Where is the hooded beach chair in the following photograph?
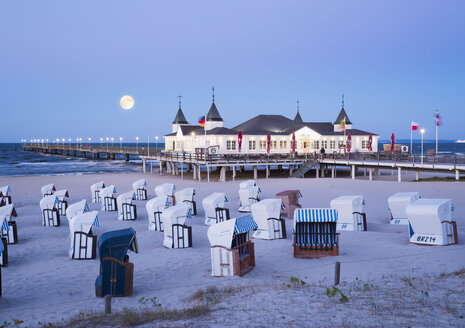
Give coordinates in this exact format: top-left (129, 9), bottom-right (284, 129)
top-left (207, 215), bottom-right (258, 277)
top-left (54, 189), bottom-right (69, 216)
top-left (276, 190), bottom-right (302, 219)
top-left (406, 199), bottom-right (458, 246)
top-left (175, 187), bottom-right (197, 216)
top-left (0, 205), bottom-right (18, 244)
top-left (41, 184), bottom-right (56, 197)
top-left (161, 204), bottom-right (192, 249)
top-left (40, 195), bottom-right (60, 226)
top-left (238, 182), bottom-right (261, 213)
top-left (251, 199), bottom-right (286, 240)
top-left (330, 195), bottom-right (367, 231)
top-left (117, 191), bottom-right (137, 220)
top-left (100, 185), bottom-right (117, 211)
top-left (132, 179), bottom-right (147, 201)
top-left (69, 211), bottom-right (99, 259)
top-left (293, 208), bottom-right (339, 258)
top-left (146, 196), bottom-right (169, 231)
top-left (0, 237), bottom-right (7, 267)
top-left (202, 192), bottom-right (229, 225)
top-left (154, 183), bottom-right (176, 206)
top-left (65, 200), bottom-right (90, 222)
top-left (388, 192), bottom-right (420, 225)
top-left (95, 228), bottom-right (138, 297)
top-left (0, 186), bottom-right (12, 206)
top-left (91, 182), bottom-right (105, 203)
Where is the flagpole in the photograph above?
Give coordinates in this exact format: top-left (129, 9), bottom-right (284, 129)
top-left (410, 123), bottom-right (413, 155)
top-left (436, 112), bottom-right (438, 154)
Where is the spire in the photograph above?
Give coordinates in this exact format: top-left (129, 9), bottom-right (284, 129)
top-left (294, 100), bottom-right (303, 123)
top-left (172, 96), bottom-right (188, 125)
top-left (178, 94), bottom-right (182, 109)
top-left (206, 87), bottom-right (223, 122)
top-left (212, 86), bottom-right (215, 103)
top-left (334, 94), bottom-right (352, 125)
top-left (342, 93), bottom-right (345, 109)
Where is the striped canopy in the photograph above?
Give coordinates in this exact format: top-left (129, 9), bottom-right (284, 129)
top-left (295, 208), bottom-right (338, 223)
top-left (234, 215), bottom-right (258, 234)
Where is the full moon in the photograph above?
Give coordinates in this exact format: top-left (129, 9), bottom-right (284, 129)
top-left (120, 95), bottom-right (135, 110)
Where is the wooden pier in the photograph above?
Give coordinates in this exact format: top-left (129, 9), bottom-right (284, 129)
top-left (22, 144), bottom-right (465, 182)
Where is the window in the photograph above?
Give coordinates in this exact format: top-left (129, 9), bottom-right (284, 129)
top-left (338, 140), bottom-right (344, 148)
top-left (249, 140), bottom-right (256, 151)
top-left (226, 140), bottom-right (236, 151)
top-left (313, 141), bottom-right (319, 149)
top-left (322, 141), bottom-right (328, 149)
top-left (270, 140), bottom-right (277, 150)
top-left (330, 141), bottom-right (336, 149)
top-left (279, 140), bottom-right (287, 149)
top-left (362, 141), bottom-right (369, 150)
top-left (259, 140), bottom-right (267, 150)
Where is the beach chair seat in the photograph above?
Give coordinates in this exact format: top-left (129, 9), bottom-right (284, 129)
top-left (330, 195), bottom-right (367, 231)
top-left (215, 207), bottom-right (230, 223)
top-left (90, 182), bottom-right (105, 203)
top-left (1, 219), bottom-right (18, 245)
top-left (117, 192), bottom-right (137, 220)
top-left (238, 186), bottom-right (260, 212)
top-left (69, 211), bottom-right (99, 260)
top-left (388, 192), bottom-right (420, 225)
top-left (0, 238), bottom-right (7, 267)
top-left (251, 199), bottom-right (286, 240)
top-left (146, 196), bottom-right (169, 231)
top-left (406, 199), bottom-right (458, 246)
top-left (100, 186), bottom-right (117, 212)
top-left (40, 195), bottom-right (61, 227)
top-left (132, 179), bottom-right (147, 201)
top-left (55, 190), bottom-right (69, 216)
top-left (175, 188), bottom-right (197, 216)
top-left (162, 204), bottom-right (192, 249)
top-left (202, 192), bottom-right (229, 225)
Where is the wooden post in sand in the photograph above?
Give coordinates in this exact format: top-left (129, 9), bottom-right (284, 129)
top-left (105, 295), bottom-right (112, 314)
top-left (334, 262), bottom-right (341, 286)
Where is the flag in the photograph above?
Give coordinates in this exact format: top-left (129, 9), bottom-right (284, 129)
top-left (341, 117), bottom-right (346, 131)
top-left (411, 121), bottom-right (419, 131)
top-left (435, 110), bottom-right (441, 126)
top-left (198, 116), bottom-right (205, 127)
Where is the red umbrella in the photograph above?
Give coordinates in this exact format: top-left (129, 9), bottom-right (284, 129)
top-left (391, 133), bottom-right (395, 152)
top-left (368, 133), bottom-right (373, 152)
top-left (291, 132), bottom-right (296, 153)
top-left (238, 130), bottom-right (243, 152)
top-left (347, 133), bottom-right (351, 153)
top-left (266, 132), bottom-right (271, 153)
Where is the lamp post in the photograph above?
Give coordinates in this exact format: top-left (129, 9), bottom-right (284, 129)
top-left (420, 128), bottom-right (425, 166)
top-left (147, 135), bottom-right (150, 156)
top-left (111, 137), bottom-right (114, 147)
top-left (155, 136), bottom-right (159, 154)
top-left (119, 137), bottom-right (123, 151)
top-left (106, 137), bottom-right (109, 152)
top-left (136, 137), bottom-right (139, 152)
top-left (100, 137), bottom-right (103, 147)
top-left (62, 138), bottom-right (65, 149)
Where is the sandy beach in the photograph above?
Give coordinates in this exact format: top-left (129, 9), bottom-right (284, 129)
top-left (0, 172), bottom-right (464, 327)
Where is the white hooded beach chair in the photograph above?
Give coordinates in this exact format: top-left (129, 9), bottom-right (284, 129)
top-left (91, 182), bottom-right (105, 203)
top-left (40, 195), bottom-right (60, 226)
top-left (388, 192), bottom-right (420, 225)
top-left (69, 211), bottom-right (99, 259)
top-left (406, 199), bottom-right (458, 246)
top-left (330, 195), bottom-right (367, 231)
top-left (117, 191), bottom-right (137, 220)
top-left (202, 192), bottom-right (229, 225)
top-left (207, 215), bottom-right (258, 277)
top-left (146, 196), bottom-right (169, 231)
top-left (161, 204), bottom-right (192, 249)
top-left (100, 185), bottom-right (117, 211)
top-left (54, 189), bottom-right (69, 216)
top-left (0, 186), bottom-right (11, 206)
top-left (293, 208), bottom-right (339, 258)
top-left (132, 179), bottom-right (147, 200)
top-left (154, 183), bottom-right (176, 206)
top-left (238, 184), bottom-right (261, 213)
top-left (65, 200), bottom-right (90, 222)
top-left (175, 187), bottom-right (197, 216)
top-left (41, 184), bottom-right (56, 198)
top-left (251, 199), bottom-right (286, 240)
top-left (0, 205), bottom-right (18, 244)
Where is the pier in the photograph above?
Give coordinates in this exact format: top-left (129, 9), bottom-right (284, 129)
top-left (22, 144), bottom-right (465, 182)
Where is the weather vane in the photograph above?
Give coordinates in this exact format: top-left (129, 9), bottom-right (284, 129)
top-left (342, 93), bottom-right (345, 108)
top-left (212, 86), bottom-right (215, 103)
top-left (178, 95), bottom-right (182, 108)
top-left (297, 100), bottom-right (300, 113)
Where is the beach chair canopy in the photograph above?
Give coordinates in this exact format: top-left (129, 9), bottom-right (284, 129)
top-left (100, 185), bottom-right (117, 199)
top-left (175, 187), bottom-right (195, 203)
top-left (40, 195), bottom-right (60, 210)
top-left (294, 208), bottom-right (338, 227)
top-left (70, 211), bottom-right (99, 236)
top-left (202, 192), bottom-right (228, 217)
top-left (239, 180), bottom-right (256, 189)
top-left (54, 189), bottom-right (69, 201)
top-left (90, 182), bottom-right (105, 193)
top-left (251, 199), bottom-right (282, 230)
top-left (66, 200), bottom-right (90, 220)
top-left (41, 184), bottom-right (56, 196)
top-left (330, 195), bottom-right (364, 219)
top-left (207, 215), bottom-right (258, 248)
top-left (388, 192), bottom-right (420, 219)
top-left (406, 198), bottom-right (453, 234)
top-left (0, 204), bottom-right (17, 220)
top-left (132, 179), bottom-right (147, 192)
top-left (117, 191), bottom-right (136, 209)
top-left (98, 228), bottom-right (138, 264)
top-left (0, 185), bottom-right (11, 197)
top-left (161, 204), bottom-right (190, 227)
top-left (154, 183), bottom-right (176, 197)
top-left (146, 196), bottom-right (169, 214)
top-left (239, 186), bottom-right (260, 201)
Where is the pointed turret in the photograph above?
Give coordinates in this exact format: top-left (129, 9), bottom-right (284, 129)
top-left (205, 87), bottom-right (224, 131)
top-left (333, 94), bottom-right (353, 132)
top-left (172, 96), bottom-right (189, 133)
top-left (294, 100), bottom-right (303, 123)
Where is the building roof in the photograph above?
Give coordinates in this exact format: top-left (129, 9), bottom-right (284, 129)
top-left (294, 111), bottom-right (303, 123)
top-left (233, 115), bottom-right (299, 133)
top-left (334, 108), bottom-right (352, 125)
top-left (172, 108), bottom-right (188, 125)
top-left (164, 125), bottom-right (237, 137)
top-left (206, 102), bottom-right (223, 122)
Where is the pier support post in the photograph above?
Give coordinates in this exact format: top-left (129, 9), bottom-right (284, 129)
top-left (142, 159), bottom-right (146, 174)
top-left (159, 161), bottom-right (163, 175)
top-left (397, 167), bottom-right (402, 182)
top-left (456, 170), bottom-right (460, 181)
top-left (181, 162), bottom-right (183, 179)
top-left (266, 165), bottom-right (269, 179)
top-left (173, 162), bottom-right (178, 176)
top-left (198, 165), bottom-right (202, 181)
top-left (415, 171), bottom-right (419, 181)
top-left (316, 167), bottom-right (319, 179)
top-left (193, 164), bottom-right (197, 180)
top-left (289, 165), bottom-right (293, 176)
top-left (219, 166), bottom-right (226, 182)
top-left (331, 166), bottom-right (335, 179)
top-left (232, 166), bottom-right (236, 181)
top-left (369, 168), bottom-right (373, 181)
top-left (351, 165), bottom-right (355, 180)
top-left (321, 165), bottom-right (325, 178)
top-left (207, 166), bottom-right (210, 182)
top-left (253, 166), bottom-right (258, 180)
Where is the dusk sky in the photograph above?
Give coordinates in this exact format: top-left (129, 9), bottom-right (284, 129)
top-left (1, 1), bottom-right (464, 143)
